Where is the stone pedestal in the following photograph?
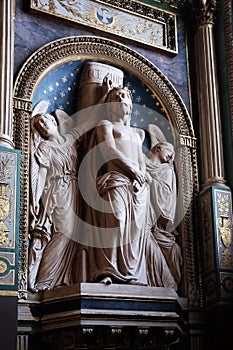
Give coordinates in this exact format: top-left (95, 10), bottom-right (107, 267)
top-left (18, 283), bottom-right (185, 349)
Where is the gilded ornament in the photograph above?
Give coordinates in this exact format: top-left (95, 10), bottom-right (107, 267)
top-left (0, 158), bottom-right (13, 248)
top-left (0, 260), bottom-right (7, 274)
top-left (220, 218), bottom-right (232, 249)
top-left (214, 190), bottom-right (233, 271)
top-left (217, 193), bottom-right (230, 217)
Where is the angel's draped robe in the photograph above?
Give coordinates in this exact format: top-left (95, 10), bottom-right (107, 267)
top-left (29, 129), bottom-right (83, 290)
top-left (145, 159), bottom-right (182, 289)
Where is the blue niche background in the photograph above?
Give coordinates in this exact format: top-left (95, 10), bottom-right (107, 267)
top-left (32, 60), bottom-right (174, 144)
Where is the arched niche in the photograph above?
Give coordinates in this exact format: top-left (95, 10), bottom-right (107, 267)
top-left (13, 36), bottom-right (201, 306)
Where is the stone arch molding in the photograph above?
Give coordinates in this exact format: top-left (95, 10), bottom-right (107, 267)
top-left (13, 36), bottom-right (201, 306)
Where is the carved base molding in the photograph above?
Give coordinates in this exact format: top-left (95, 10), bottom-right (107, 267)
top-left (18, 283), bottom-right (187, 349)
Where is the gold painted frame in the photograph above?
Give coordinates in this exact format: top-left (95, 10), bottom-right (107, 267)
top-left (30, 0), bottom-right (178, 53)
top-left (13, 36), bottom-right (201, 305)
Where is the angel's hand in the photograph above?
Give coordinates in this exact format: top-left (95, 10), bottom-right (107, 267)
top-left (102, 74), bottom-right (113, 96)
top-left (132, 180), bottom-right (141, 192)
top-left (131, 168), bottom-right (146, 187)
top-left (30, 204), bottom-right (36, 224)
top-left (30, 204), bottom-right (35, 218)
top-left (146, 172), bottom-right (153, 184)
top-left (30, 203), bottom-right (39, 216)
top-left (30, 204), bottom-right (39, 230)
top-left (34, 203), bottom-right (39, 216)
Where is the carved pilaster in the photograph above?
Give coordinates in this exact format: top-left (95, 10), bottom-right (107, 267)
top-left (196, 26), bottom-right (226, 188)
top-left (0, 0), bottom-right (15, 148)
top-left (17, 335), bottom-right (28, 350)
top-left (188, 0), bottom-right (226, 189)
top-left (180, 3), bottom-right (233, 347)
top-left (187, 0), bottom-right (233, 301)
top-left (0, 4), bottom-right (18, 350)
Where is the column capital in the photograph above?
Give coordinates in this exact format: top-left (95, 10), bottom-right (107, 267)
top-left (0, 134), bottom-right (14, 149)
top-left (182, 0), bottom-right (226, 188)
top-left (179, 0), bottom-right (217, 26)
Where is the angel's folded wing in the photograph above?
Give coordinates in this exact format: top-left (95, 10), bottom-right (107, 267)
top-left (148, 124), bottom-right (167, 149)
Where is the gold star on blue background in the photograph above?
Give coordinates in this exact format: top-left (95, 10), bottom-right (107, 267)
top-left (33, 60), bottom-right (173, 145)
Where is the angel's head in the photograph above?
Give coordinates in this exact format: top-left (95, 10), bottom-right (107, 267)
top-left (150, 142), bottom-right (175, 164)
top-left (33, 113), bottom-right (58, 139)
